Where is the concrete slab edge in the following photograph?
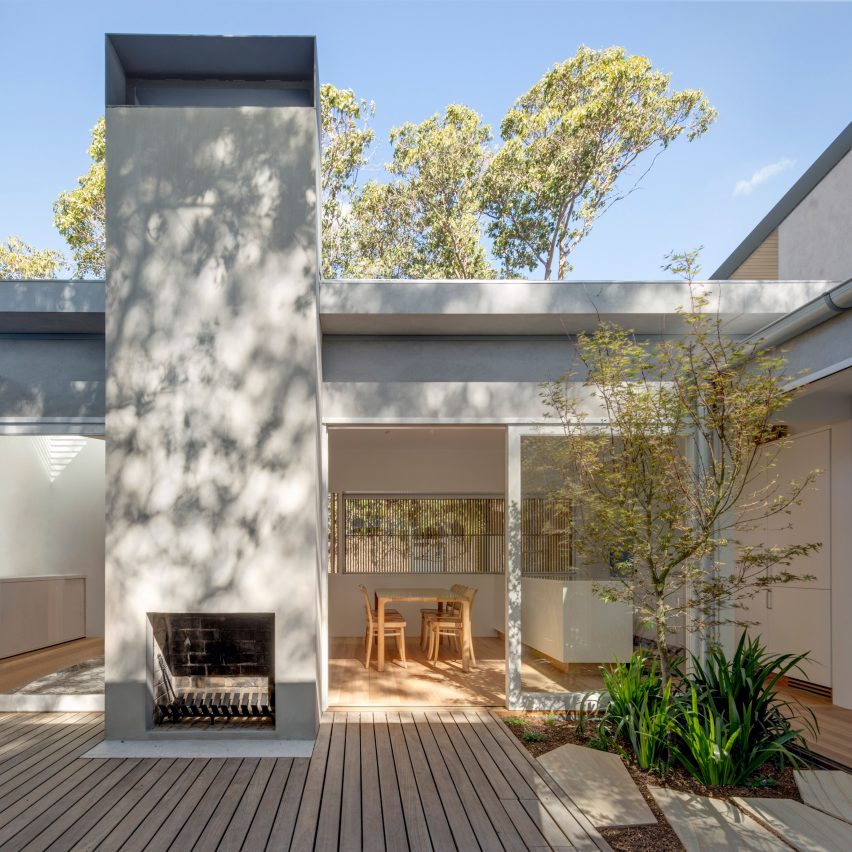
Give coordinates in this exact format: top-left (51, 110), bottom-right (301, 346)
top-left (0, 693), bottom-right (104, 712)
top-left (83, 738), bottom-right (316, 759)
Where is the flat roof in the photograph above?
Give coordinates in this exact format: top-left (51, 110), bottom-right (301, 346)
top-left (0, 280), bottom-right (105, 333)
top-left (711, 121), bottom-right (852, 279)
top-left (319, 279), bottom-right (837, 336)
top-left (1, 278), bottom-right (837, 338)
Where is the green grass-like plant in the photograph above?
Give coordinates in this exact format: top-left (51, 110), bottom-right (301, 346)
top-left (670, 687), bottom-right (744, 786)
top-left (505, 716), bottom-right (526, 728)
top-left (599, 654), bottom-right (674, 772)
top-left (523, 730), bottom-right (548, 742)
top-left (681, 632), bottom-right (816, 766)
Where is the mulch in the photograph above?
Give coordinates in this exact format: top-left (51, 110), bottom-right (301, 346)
top-left (498, 710), bottom-right (804, 852)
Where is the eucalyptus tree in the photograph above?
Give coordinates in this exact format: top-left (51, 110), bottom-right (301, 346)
top-left (348, 104), bottom-right (495, 279)
top-left (320, 83), bottom-right (375, 278)
top-left (0, 236), bottom-right (65, 279)
top-left (53, 117), bottom-right (105, 278)
top-left (483, 47), bottom-right (716, 280)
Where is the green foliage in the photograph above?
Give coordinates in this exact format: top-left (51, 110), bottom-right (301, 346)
top-left (483, 47), bottom-right (715, 279)
top-left (601, 641), bottom-right (813, 787)
top-left (670, 675), bottom-right (803, 787)
top-left (599, 655), bottom-right (674, 772)
top-left (0, 236), bottom-right (65, 280)
top-left (53, 118), bottom-right (105, 278)
top-left (26, 46), bottom-right (715, 282)
top-left (348, 104), bottom-right (494, 279)
top-left (505, 716), bottom-right (526, 727)
top-left (320, 84), bottom-right (375, 278)
top-left (745, 776), bottom-right (779, 789)
top-left (522, 730), bottom-right (548, 742)
top-left (681, 632), bottom-right (814, 765)
top-left (542, 253), bottom-right (822, 680)
top-left (544, 712), bottom-right (560, 727)
top-left (670, 687), bottom-right (745, 786)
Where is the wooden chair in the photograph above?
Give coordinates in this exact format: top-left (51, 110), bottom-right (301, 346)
top-left (420, 583), bottom-right (465, 649)
top-left (426, 585), bottom-right (478, 666)
top-left (359, 585), bottom-right (407, 670)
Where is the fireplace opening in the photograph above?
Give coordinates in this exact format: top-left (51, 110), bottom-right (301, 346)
top-left (149, 613), bottom-right (274, 728)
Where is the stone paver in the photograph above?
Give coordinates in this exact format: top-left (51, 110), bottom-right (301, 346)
top-left (794, 769), bottom-right (852, 824)
top-left (650, 787), bottom-right (790, 851)
top-left (538, 742), bottom-right (656, 827)
top-left (734, 797), bottom-right (852, 851)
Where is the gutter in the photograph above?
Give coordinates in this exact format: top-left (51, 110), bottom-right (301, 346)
top-left (745, 277), bottom-right (852, 350)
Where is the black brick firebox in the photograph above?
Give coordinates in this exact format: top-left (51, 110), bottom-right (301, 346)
top-left (149, 613), bottom-right (274, 726)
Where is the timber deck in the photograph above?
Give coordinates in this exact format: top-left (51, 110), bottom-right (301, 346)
top-left (0, 709), bottom-right (611, 851)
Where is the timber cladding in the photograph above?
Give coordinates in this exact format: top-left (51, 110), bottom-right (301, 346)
top-left (730, 229), bottom-right (780, 280)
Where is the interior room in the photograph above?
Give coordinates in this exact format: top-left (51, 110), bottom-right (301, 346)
top-left (0, 435), bottom-right (105, 706)
top-left (326, 426), bottom-right (623, 707)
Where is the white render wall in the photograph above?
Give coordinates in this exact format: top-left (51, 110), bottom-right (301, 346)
top-left (0, 436), bottom-right (104, 636)
top-left (105, 104), bottom-right (322, 740)
top-left (779, 149), bottom-right (852, 281)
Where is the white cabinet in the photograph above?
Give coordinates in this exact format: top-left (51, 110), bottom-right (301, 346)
top-left (521, 578), bottom-right (632, 664)
top-left (740, 429), bottom-right (832, 686)
top-left (0, 576), bottom-right (86, 659)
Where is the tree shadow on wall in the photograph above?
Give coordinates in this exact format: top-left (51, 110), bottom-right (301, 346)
top-left (105, 107), bottom-right (321, 686)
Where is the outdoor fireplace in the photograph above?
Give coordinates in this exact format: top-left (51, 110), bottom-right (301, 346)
top-left (149, 613), bottom-right (274, 727)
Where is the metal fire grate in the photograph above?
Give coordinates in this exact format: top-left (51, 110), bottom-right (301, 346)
top-left (156, 655), bottom-right (273, 723)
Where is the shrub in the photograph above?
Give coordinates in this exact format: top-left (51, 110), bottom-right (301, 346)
top-left (681, 633), bottom-right (815, 768)
top-left (671, 684), bottom-right (804, 786)
top-left (595, 637), bottom-right (812, 784)
top-left (523, 730), bottom-right (548, 742)
top-left (670, 687), bottom-right (746, 786)
top-left (599, 655), bottom-right (675, 772)
top-left (504, 716), bottom-right (525, 728)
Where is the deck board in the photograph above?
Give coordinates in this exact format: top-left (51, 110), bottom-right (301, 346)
top-left (398, 711), bottom-right (456, 852)
top-left (339, 712), bottom-right (363, 852)
top-left (239, 757), bottom-right (293, 850)
top-left (99, 758), bottom-right (209, 852)
top-left (0, 711), bottom-right (611, 850)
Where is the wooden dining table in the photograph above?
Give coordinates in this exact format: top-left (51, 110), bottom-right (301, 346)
top-left (374, 587), bottom-right (474, 672)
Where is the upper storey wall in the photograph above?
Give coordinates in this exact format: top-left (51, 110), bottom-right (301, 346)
top-left (779, 149), bottom-right (852, 281)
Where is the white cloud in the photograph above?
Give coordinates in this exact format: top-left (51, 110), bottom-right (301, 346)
top-left (733, 157), bottom-right (795, 197)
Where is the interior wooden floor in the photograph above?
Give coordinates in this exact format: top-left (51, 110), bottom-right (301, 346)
top-left (779, 685), bottom-right (852, 766)
top-left (329, 635), bottom-right (604, 708)
top-left (0, 638), bottom-right (104, 694)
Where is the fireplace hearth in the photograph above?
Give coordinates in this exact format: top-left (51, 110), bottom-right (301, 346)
top-left (149, 613), bottom-right (274, 727)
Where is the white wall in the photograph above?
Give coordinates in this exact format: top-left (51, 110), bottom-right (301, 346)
top-left (740, 427), bottom-right (836, 691)
top-left (828, 419), bottom-right (852, 708)
top-left (779, 149), bottom-right (852, 281)
top-left (521, 578), bottom-right (632, 664)
top-left (0, 436), bottom-right (104, 636)
top-left (329, 427), bottom-right (505, 494)
top-left (329, 572), bottom-right (504, 638)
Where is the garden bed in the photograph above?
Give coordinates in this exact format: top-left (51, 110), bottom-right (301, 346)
top-left (500, 710), bottom-right (803, 852)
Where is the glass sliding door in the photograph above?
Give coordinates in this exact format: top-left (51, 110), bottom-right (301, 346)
top-left (506, 426), bottom-right (633, 710)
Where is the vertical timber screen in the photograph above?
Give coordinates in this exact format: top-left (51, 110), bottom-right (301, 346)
top-left (328, 495), bottom-right (504, 574)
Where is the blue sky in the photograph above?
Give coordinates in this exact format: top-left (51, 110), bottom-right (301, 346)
top-left (0, 0), bottom-right (850, 279)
